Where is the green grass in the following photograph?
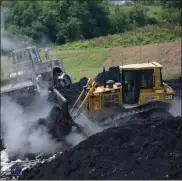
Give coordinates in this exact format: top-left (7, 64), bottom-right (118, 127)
top-left (146, 5), bottom-right (163, 16)
top-left (56, 25), bottom-right (181, 51)
top-left (53, 49), bottom-right (110, 82)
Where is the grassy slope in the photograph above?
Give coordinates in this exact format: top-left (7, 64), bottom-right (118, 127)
top-left (45, 24), bottom-right (181, 82)
top-left (52, 49), bottom-right (110, 82)
top-left (43, 40), bottom-right (181, 82)
top-left (1, 40), bottom-right (181, 83)
top-left (55, 25), bottom-right (180, 51)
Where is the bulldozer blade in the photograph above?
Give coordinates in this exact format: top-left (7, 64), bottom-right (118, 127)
top-left (53, 89), bottom-right (68, 112)
top-left (53, 88), bottom-right (73, 123)
top-left (53, 89), bottom-right (89, 138)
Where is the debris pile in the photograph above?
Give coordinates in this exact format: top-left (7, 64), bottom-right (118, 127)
top-left (1, 75), bottom-right (181, 180)
top-left (19, 115), bottom-right (182, 180)
top-left (0, 150), bottom-right (62, 180)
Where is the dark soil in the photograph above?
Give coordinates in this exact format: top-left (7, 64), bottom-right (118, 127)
top-left (18, 76), bottom-right (182, 180)
top-left (2, 72), bottom-right (181, 179)
top-left (165, 78), bottom-right (182, 96)
top-left (19, 116), bottom-right (182, 180)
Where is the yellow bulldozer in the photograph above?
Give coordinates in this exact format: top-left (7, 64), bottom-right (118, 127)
top-left (53, 61), bottom-right (176, 132)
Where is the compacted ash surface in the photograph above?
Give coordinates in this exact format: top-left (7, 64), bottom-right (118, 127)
top-left (19, 115), bottom-right (182, 180)
top-left (2, 74), bottom-right (182, 179)
top-left (18, 77), bottom-right (182, 180)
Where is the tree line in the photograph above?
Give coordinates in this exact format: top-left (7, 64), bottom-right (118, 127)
top-left (1, 0), bottom-right (181, 45)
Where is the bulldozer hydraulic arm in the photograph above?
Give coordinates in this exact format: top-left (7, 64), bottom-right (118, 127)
top-left (70, 78), bottom-right (94, 114)
top-left (72, 81), bottom-right (97, 119)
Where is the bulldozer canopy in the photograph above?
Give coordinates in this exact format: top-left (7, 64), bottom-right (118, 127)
top-left (120, 62), bottom-right (163, 70)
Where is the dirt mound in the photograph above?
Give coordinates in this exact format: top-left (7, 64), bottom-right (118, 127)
top-left (19, 115), bottom-right (182, 180)
top-left (103, 41), bottom-right (181, 80)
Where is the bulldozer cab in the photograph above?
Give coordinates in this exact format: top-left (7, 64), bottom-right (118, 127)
top-left (120, 62), bottom-right (163, 105)
top-left (11, 46), bottom-right (42, 65)
top-left (2, 46), bottom-right (43, 91)
top-left (9, 46), bottom-right (46, 80)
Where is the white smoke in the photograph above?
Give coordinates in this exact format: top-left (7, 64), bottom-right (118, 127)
top-left (64, 109), bottom-right (113, 147)
top-left (1, 7), bottom-right (59, 158)
top-left (1, 8), bottom-right (61, 160)
top-left (1, 11), bottom-right (51, 53)
top-left (169, 97), bottom-right (182, 117)
top-left (0, 90), bottom-right (110, 159)
top-left (1, 91), bottom-right (61, 159)
top-left (1, 12), bottom-right (31, 52)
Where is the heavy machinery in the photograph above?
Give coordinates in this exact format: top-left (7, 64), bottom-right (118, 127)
top-left (55, 61), bottom-right (176, 131)
top-left (1, 60), bottom-right (177, 159)
top-left (1, 45), bottom-right (72, 105)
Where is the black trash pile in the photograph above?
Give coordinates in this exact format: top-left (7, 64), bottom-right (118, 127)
top-left (19, 115), bottom-right (182, 180)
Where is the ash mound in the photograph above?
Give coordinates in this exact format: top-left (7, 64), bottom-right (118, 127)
top-left (20, 115), bottom-right (182, 180)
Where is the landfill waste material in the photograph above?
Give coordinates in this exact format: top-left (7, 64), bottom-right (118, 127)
top-left (1, 75), bottom-right (181, 180)
top-left (18, 77), bottom-right (181, 180)
top-left (19, 115), bottom-right (182, 180)
top-left (0, 149), bottom-right (62, 180)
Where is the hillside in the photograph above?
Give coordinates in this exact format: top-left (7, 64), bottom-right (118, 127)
top-left (55, 25), bottom-right (181, 50)
top-left (1, 40), bottom-right (181, 83)
top-left (47, 40), bottom-right (181, 82)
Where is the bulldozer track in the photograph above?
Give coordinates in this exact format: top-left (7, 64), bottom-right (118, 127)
top-left (92, 103), bottom-right (174, 127)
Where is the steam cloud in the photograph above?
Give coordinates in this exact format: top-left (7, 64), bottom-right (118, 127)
top-left (1, 11), bottom-right (50, 53)
top-left (1, 10), bottom-right (92, 160)
top-left (0, 6), bottom-right (121, 161)
top-left (169, 97), bottom-right (182, 117)
top-left (65, 112), bottom-right (107, 146)
top-left (1, 10), bottom-right (56, 159)
top-left (1, 12), bottom-right (31, 52)
top-left (1, 91), bottom-right (62, 159)
top-left (1, 90), bottom-right (108, 159)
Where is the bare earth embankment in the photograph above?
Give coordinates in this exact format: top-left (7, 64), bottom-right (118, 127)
top-left (50, 41), bottom-right (181, 82)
